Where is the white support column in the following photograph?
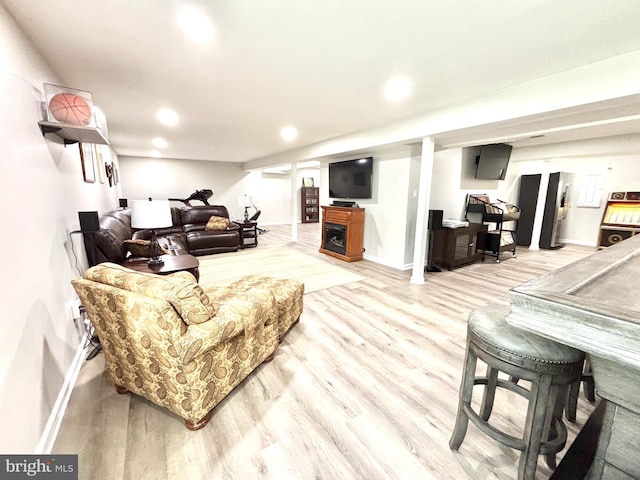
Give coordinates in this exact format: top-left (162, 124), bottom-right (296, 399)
top-left (410, 137), bottom-right (435, 284)
top-left (290, 163), bottom-right (298, 242)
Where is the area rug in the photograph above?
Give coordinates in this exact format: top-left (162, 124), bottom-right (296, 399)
top-left (198, 245), bottom-right (364, 294)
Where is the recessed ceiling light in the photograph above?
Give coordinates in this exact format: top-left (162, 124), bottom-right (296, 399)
top-left (384, 76), bottom-right (412, 103)
top-left (152, 137), bottom-right (168, 148)
top-left (281, 126), bottom-right (298, 141)
top-left (150, 150), bottom-right (161, 158)
top-left (177, 6), bottom-right (214, 44)
top-left (157, 108), bottom-right (179, 126)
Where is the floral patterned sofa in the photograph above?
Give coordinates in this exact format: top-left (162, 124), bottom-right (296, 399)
top-left (71, 262), bottom-right (303, 430)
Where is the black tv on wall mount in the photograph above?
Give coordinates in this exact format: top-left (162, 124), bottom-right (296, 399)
top-left (475, 143), bottom-right (512, 180)
top-left (328, 157), bottom-right (373, 199)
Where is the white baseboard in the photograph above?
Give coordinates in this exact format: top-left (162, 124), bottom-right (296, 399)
top-left (362, 252), bottom-right (408, 270)
top-left (34, 341), bottom-right (87, 454)
top-left (560, 238), bottom-right (598, 247)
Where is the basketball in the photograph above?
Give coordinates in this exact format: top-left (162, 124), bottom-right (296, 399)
top-left (48, 93), bottom-right (92, 126)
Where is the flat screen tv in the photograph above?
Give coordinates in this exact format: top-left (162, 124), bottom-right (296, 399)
top-left (328, 157), bottom-right (373, 199)
top-left (475, 143), bottom-right (512, 180)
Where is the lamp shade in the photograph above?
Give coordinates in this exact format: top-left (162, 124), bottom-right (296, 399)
top-left (238, 195), bottom-right (253, 208)
top-left (131, 199), bottom-right (172, 229)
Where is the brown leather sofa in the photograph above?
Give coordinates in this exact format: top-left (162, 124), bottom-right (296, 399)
top-left (179, 205), bottom-right (240, 256)
top-left (85, 205), bottom-right (240, 266)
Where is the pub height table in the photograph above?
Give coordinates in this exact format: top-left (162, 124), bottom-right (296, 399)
top-left (506, 234), bottom-right (640, 479)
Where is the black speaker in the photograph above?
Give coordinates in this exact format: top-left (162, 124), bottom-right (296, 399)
top-left (78, 211), bottom-right (100, 232)
top-left (119, 198), bottom-right (128, 208)
top-left (428, 209), bottom-right (443, 230)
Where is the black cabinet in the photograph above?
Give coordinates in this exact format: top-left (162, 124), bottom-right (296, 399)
top-left (432, 223), bottom-right (488, 270)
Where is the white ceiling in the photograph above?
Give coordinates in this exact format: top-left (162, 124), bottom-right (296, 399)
top-left (5, 0), bottom-right (640, 164)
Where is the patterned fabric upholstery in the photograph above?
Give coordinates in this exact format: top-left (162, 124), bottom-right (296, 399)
top-left (71, 263), bottom-right (303, 426)
top-left (207, 275), bottom-right (304, 340)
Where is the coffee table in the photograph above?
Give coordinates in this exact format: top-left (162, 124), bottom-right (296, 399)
top-left (127, 254), bottom-right (200, 281)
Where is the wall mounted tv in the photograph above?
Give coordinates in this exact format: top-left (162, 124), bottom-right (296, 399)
top-left (475, 143), bottom-right (512, 180)
top-left (328, 157), bottom-right (373, 199)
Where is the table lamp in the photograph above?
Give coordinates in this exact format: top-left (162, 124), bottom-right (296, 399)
top-left (239, 194), bottom-right (253, 222)
top-left (131, 198), bottom-right (172, 266)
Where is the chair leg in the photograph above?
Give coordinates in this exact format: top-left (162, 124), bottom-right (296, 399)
top-left (583, 356), bottom-right (596, 402)
top-left (565, 379), bottom-right (579, 423)
top-left (185, 412), bottom-right (211, 431)
top-left (263, 350), bottom-right (276, 363)
top-left (450, 340), bottom-right (477, 451)
top-left (480, 365), bottom-right (498, 421)
top-left (115, 384), bottom-right (128, 394)
top-left (518, 375), bottom-right (553, 480)
top-left (544, 385), bottom-right (561, 470)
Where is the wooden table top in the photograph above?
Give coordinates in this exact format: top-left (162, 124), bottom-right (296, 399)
top-left (126, 254), bottom-right (199, 276)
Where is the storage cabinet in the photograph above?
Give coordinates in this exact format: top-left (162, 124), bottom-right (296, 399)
top-left (431, 223), bottom-right (488, 270)
top-left (301, 187), bottom-right (319, 223)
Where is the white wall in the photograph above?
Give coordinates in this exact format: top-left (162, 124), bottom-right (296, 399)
top-left (0, 5), bottom-right (122, 453)
top-left (511, 154), bottom-right (640, 246)
top-left (317, 148), bottom-right (415, 269)
top-left (119, 155), bottom-right (322, 225)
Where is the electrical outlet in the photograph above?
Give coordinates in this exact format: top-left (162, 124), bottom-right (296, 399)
top-left (68, 300), bottom-right (83, 320)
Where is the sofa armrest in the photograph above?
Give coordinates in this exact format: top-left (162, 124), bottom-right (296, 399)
top-left (180, 287), bottom-right (276, 363)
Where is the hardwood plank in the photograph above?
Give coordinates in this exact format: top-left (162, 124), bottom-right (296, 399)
top-left (54, 223), bottom-right (598, 479)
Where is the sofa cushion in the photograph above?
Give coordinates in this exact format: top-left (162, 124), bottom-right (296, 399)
top-left (124, 238), bottom-right (169, 257)
top-left (205, 215), bottom-right (230, 231)
top-left (84, 263), bottom-right (218, 324)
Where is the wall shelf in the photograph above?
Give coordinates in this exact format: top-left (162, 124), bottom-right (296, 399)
top-left (38, 121), bottom-right (110, 145)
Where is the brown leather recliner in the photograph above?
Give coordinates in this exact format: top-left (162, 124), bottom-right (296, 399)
top-left (179, 205), bottom-right (240, 256)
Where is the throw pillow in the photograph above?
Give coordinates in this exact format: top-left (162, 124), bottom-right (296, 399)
top-left (205, 215), bottom-right (230, 231)
top-left (124, 239), bottom-right (169, 257)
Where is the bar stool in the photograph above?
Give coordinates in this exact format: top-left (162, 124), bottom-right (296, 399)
top-left (449, 304), bottom-right (585, 480)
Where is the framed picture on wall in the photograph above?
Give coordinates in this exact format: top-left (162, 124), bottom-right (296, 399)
top-left (95, 145), bottom-right (105, 184)
top-left (302, 177), bottom-right (314, 187)
top-left (79, 143), bottom-right (95, 183)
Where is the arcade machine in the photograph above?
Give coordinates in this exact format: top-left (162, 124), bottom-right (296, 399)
top-left (598, 191), bottom-right (640, 248)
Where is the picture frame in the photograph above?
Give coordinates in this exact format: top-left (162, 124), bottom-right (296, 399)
top-left (105, 163), bottom-right (114, 187)
top-left (95, 145), bottom-right (105, 184)
top-left (302, 177), bottom-right (314, 187)
top-left (79, 143), bottom-right (95, 183)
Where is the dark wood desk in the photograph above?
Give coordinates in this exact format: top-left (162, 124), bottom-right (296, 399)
top-left (127, 254), bottom-right (200, 281)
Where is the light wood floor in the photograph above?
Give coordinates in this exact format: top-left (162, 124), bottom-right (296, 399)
top-left (54, 223), bottom-right (598, 480)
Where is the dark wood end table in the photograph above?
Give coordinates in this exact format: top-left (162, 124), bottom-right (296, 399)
top-left (127, 254), bottom-right (200, 281)
top-left (238, 221), bottom-right (258, 249)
